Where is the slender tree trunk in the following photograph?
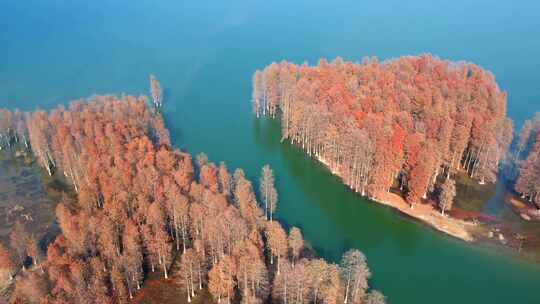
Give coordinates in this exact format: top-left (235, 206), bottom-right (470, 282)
top-left (190, 263), bottom-right (195, 297)
top-left (186, 276), bottom-right (192, 303)
top-left (198, 261), bottom-right (203, 289)
top-left (284, 271), bottom-right (288, 304)
top-left (162, 252), bottom-right (168, 279)
top-left (277, 255), bottom-right (280, 274)
top-left (344, 272), bottom-right (351, 304)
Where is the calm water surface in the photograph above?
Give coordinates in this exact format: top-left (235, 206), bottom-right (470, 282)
top-left (1, 0), bottom-right (540, 303)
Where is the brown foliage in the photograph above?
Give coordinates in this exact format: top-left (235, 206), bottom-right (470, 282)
top-left (3, 94), bottom-right (380, 303)
top-left (253, 55), bottom-right (513, 206)
top-left (515, 114), bottom-right (540, 206)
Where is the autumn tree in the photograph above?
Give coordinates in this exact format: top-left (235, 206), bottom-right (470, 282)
top-left (26, 234), bottom-right (43, 270)
top-left (123, 220), bottom-right (144, 291)
top-left (2, 93), bottom-right (383, 303)
top-left (10, 272), bottom-right (49, 304)
top-left (218, 161), bottom-right (233, 196)
top-left (233, 168), bottom-right (262, 229)
top-left (253, 55), bottom-right (512, 212)
top-left (306, 259), bottom-right (335, 304)
top-left (148, 202), bottom-right (172, 279)
top-left (265, 221), bottom-right (287, 274)
top-left (252, 70), bottom-right (265, 118)
top-left (208, 256), bottom-right (237, 304)
top-left (515, 114), bottom-right (540, 206)
top-left (10, 221), bottom-right (29, 271)
top-left (232, 239), bottom-right (269, 303)
top-left (111, 262), bottom-right (130, 302)
top-left (0, 109), bottom-right (13, 149)
top-left (178, 248), bottom-right (198, 302)
top-left (170, 191), bottom-right (191, 253)
top-left (150, 74), bottom-right (163, 110)
top-left (0, 244), bottom-right (15, 280)
top-left (288, 227), bottom-right (304, 267)
top-left (271, 260), bottom-right (292, 304)
top-left (340, 249), bottom-right (371, 304)
top-left (288, 259), bottom-right (311, 304)
top-left (27, 111), bottom-right (55, 175)
top-left (438, 178), bottom-right (456, 215)
top-left (260, 165), bottom-right (278, 221)
top-left (318, 263), bottom-right (342, 304)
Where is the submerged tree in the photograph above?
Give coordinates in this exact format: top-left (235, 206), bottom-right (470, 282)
top-left (150, 74), bottom-right (163, 110)
top-left (0, 109), bottom-right (13, 149)
top-left (252, 70), bottom-right (265, 118)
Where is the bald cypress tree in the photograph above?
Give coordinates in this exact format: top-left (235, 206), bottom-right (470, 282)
top-left (260, 165), bottom-right (278, 221)
top-left (439, 178), bottom-right (456, 215)
top-left (340, 249), bottom-right (371, 304)
top-left (150, 74), bottom-right (163, 110)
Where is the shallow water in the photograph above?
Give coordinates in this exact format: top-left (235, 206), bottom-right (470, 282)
top-left (1, 0), bottom-right (540, 303)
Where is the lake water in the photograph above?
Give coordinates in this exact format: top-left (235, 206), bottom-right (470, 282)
top-left (1, 0), bottom-right (540, 303)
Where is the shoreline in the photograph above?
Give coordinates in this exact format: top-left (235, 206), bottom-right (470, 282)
top-left (310, 149), bottom-right (540, 260)
top-left (312, 153), bottom-right (476, 242)
top-left (371, 191), bottom-right (475, 242)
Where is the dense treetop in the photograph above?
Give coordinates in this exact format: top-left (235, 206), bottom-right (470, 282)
top-left (515, 113), bottom-right (540, 206)
top-left (0, 96), bottom-right (382, 304)
top-left (253, 54), bottom-right (513, 207)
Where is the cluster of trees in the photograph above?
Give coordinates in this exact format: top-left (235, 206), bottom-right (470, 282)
top-left (252, 54), bottom-right (513, 209)
top-left (1, 222), bottom-right (48, 304)
top-left (0, 96), bottom-right (383, 303)
top-left (514, 113), bottom-right (540, 207)
top-left (0, 75), bottom-right (164, 153)
top-left (0, 222), bottom-right (42, 281)
top-left (0, 109), bottom-right (28, 150)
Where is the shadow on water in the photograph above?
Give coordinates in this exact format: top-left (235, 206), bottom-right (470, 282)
top-left (482, 177), bottom-right (511, 217)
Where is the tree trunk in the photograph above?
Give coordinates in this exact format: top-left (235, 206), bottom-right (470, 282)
top-left (344, 272), bottom-right (351, 304)
top-left (187, 276), bottom-right (192, 303)
top-left (163, 262), bottom-right (168, 279)
top-left (277, 255), bottom-right (280, 275)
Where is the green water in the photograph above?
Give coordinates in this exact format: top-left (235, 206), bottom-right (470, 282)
top-left (1, 0), bottom-right (540, 303)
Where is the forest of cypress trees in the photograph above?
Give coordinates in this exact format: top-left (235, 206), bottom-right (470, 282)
top-left (0, 95), bottom-right (383, 304)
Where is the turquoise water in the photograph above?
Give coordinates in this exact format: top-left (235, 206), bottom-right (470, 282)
top-left (1, 0), bottom-right (540, 303)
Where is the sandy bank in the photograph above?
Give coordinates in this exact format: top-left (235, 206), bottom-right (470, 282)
top-left (313, 154), bottom-right (475, 242)
top-left (372, 191), bottom-right (475, 242)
